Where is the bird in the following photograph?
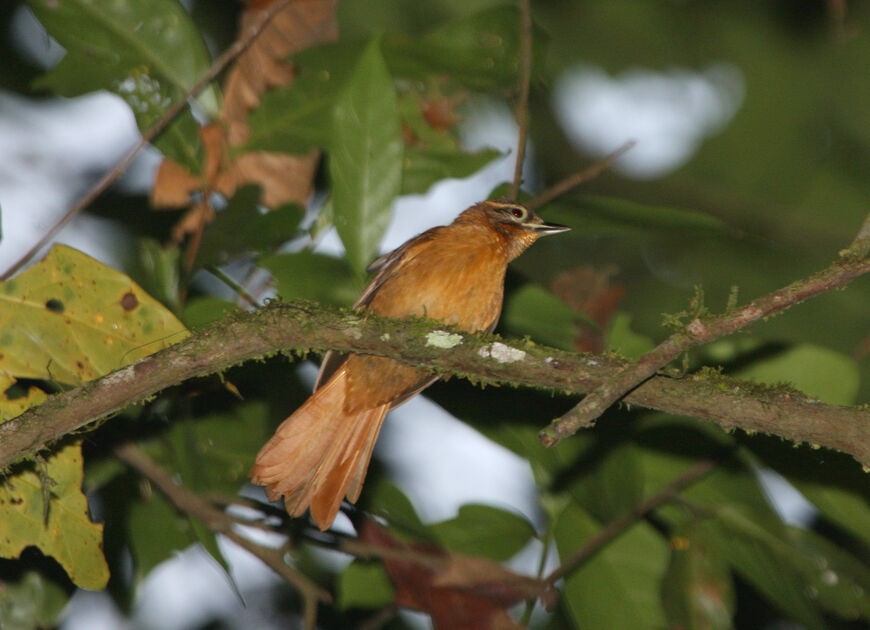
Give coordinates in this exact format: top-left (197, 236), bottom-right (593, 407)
top-left (249, 199), bottom-right (570, 530)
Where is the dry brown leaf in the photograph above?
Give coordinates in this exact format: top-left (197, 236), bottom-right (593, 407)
top-left (551, 266), bottom-right (625, 354)
top-left (357, 517), bottom-right (551, 629)
top-left (149, 1), bottom-right (337, 242)
top-left (222, 0), bottom-right (338, 145)
top-left (151, 159), bottom-right (202, 209)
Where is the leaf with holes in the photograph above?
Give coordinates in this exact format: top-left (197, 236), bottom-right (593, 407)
top-left (0, 443), bottom-right (108, 590)
top-left (0, 244), bottom-right (188, 384)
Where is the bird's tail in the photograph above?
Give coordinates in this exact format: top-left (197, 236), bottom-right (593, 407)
top-left (249, 369), bottom-right (389, 530)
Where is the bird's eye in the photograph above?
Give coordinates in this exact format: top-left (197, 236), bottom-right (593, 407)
top-left (509, 206), bottom-right (527, 221)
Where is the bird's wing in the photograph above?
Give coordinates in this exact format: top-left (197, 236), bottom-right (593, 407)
top-left (314, 227), bottom-right (444, 390)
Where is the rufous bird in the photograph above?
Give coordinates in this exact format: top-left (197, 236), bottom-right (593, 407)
top-left (249, 199), bottom-right (570, 530)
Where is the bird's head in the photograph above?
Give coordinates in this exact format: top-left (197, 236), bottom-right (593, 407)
top-left (457, 199), bottom-right (570, 260)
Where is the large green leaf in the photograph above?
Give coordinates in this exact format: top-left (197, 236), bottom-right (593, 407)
top-left (196, 185), bottom-right (304, 269)
top-left (329, 38), bottom-right (403, 275)
top-left (661, 520), bottom-right (735, 630)
top-left (245, 71), bottom-right (345, 155)
top-left (554, 503), bottom-right (669, 630)
top-left (710, 506), bottom-right (828, 629)
top-left (542, 194), bottom-right (733, 240)
top-left (401, 146), bottom-right (502, 195)
top-left (734, 343), bottom-right (860, 405)
top-left (382, 5), bottom-right (523, 90)
top-left (260, 251), bottom-right (363, 307)
top-left (502, 283), bottom-right (585, 351)
top-left (28, 0), bottom-right (218, 171)
top-left (784, 526), bottom-right (870, 622)
top-left (430, 504), bottom-right (537, 561)
top-left (338, 561), bottom-right (395, 610)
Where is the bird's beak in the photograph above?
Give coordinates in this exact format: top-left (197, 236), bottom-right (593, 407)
top-left (530, 222), bottom-right (571, 236)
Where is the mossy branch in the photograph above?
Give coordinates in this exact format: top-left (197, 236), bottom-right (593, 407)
top-left (1, 299), bottom-right (868, 470)
top-left (541, 213), bottom-right (870, 445)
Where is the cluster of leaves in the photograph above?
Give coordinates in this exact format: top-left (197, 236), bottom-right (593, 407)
top-left (0, 1), bottom-right (868, 629)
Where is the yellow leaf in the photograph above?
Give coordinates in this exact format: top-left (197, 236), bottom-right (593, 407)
top-left (0, 245), bottom-right (190, 590)
top-left (0, 244), bottom-right (188, 385)
top-left (0, 443), bottom-right (109, 590)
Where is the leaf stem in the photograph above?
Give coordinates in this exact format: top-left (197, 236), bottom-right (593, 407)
top-left (544, 459), bottom-right (716, 586)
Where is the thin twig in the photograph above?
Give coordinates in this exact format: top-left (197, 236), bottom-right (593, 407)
top-left (0, 0), bottom-right (296, 281)
top-left (114, 442), bottom-right (330, 629)
top-left (509, 0), bottom-right (534, 199)
top-left (527, 140), bottom-right (636, 211)
top-left (544, 459), bottom-right (716, 586)
top-left (540, 214), bottom-right (870, 447)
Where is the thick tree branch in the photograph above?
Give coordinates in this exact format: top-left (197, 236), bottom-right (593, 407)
top-left (1, 299), bottom-right (868, 470)
top-left (540, 218), bottom-right (870, 446)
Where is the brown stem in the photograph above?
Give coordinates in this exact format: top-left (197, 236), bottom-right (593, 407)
top-left (544, 459), bottom-right (716, 586)
top-left (509, 0), bottom-right (534, 199)
top-left (114, 443), bottom-right (331, 629)
top-left (0, 0), bottom-right (296, 281)
top-left (527, 140), bottom-right (636, 211)
top-left (2, 297), bottom-right (869, 471)
top-left (540, 216), bottom-right (870, 446)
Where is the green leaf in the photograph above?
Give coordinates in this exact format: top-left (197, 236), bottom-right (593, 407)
top-left (502, 283), bottom-right (584, 351)
top-left (543, 195), bottom-right (732, 239)
top-left (568, 442), bottom-right (645, 523)
top-left (661, 521), bottom-right (735, 630)
top-left (383, 6), bottom-right (523, 90)
top-left (0, 571), bottom-right (68, 630)
top-left (28, 0), bottom-right (218, 171)
top-left (743, 437), bottom-right (870, 551)
top-left (554, 503), bottom-right (669, 630)
top-left (329, 37), bottom-right (403, 275)
top-left (606, 312), bottom-right (654, 359)
top-left (196, 185), bottom-right (304, 269)
top-left (162, 401), bottom-right (271, 496)
top-left (401, 147), bottom-right (502, 195)
top-left (260, 251), bottom-right (363, 307)
top-left (338, 561), bottom-right (395, 610)
top-left (246, 78), bottom-right (339, 154)
top-left (710, 506), bottom-right (828, 629)
top-left (0, 244), bottom-right (189, 384)
top-left (0, 444), bottom-right (109, 590)
top-left (363, 478), bottom-right (433, 542)
top-left (735, 343), bottom-right (859, 405)
top-left (430, 504), bottom-right (537, 561)
top-left (128, 489), bottom-right (196, 578)
top-left (134, 238), bottom-right (183, 315)
top-left (784, 526), bottom-right (870, 622)
top-left (180, 297), bottom-right (239, 330)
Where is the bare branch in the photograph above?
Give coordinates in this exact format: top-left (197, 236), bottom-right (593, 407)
top-left (509, 0), bottom-right (533, 199)
top-left (544, 460), bottom-right (716, 586)
top-left (114, 443), bottom-right (330, 629)
top-left (527, 140), bottom-right (636, 211)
